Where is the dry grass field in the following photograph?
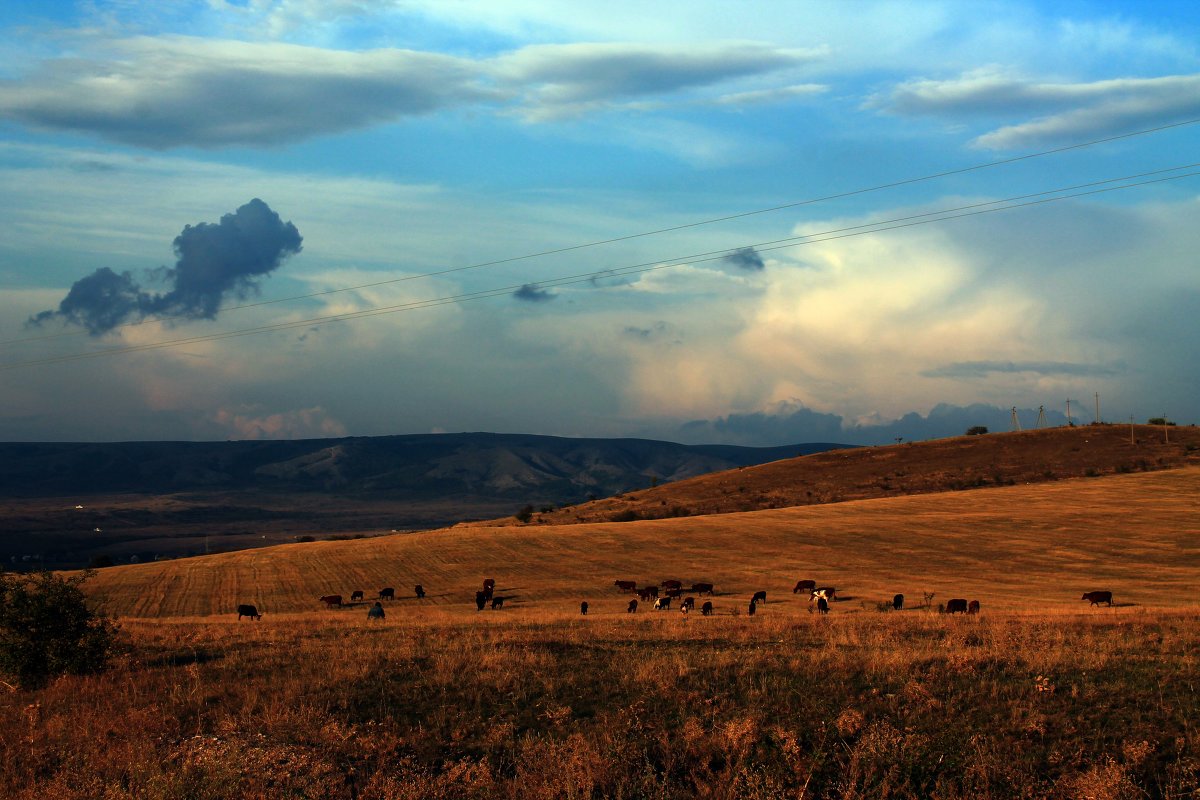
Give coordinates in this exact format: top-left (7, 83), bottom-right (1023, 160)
top-left (81, 464), bottom-right (1200, 619)
top-left (4, 431), bottom-right (1199, 798)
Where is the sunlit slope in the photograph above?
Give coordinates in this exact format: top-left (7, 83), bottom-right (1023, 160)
top-left (82, 466), bottom-right (1200, 618)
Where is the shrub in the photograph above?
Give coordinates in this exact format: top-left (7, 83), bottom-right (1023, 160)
top-left (966, 426), bottom-right (988, 436)
top-left (515, 505), bottom-right (534, 523)
top-left (0, 570), bottom-right (118, 689)
top-left (609, 509), bottom-right (642, 522)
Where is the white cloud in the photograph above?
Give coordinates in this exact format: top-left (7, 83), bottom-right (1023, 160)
top-left (212, 405), bottom-right (348, 439)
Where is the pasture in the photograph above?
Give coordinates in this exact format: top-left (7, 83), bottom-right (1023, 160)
top-left (82, 466), bottom-right (1200, 619)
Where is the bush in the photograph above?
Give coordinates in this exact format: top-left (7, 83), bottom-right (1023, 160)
top-left (966, 426), bottom-right (988, 435)
top-left (515, 505), bottom-right (534, 523)
top-left (0, 570), bottom-right (118, 689)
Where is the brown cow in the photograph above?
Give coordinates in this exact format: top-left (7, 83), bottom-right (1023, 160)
top-left (237, 604), bottom-right (261, 620)
top-left (967, 600), bottom-right (980, 615)
top-left (665, 586), bottom-right (683, 598)
top-left (793, 579), bottom-right (816, 595)
top-left (378, 587), bottom-right (395, 601)
top-left (319, 595), bottom-right (342, 608)
top-left (945, 598), bottom-right (968, 614)
top-left (637, 586), bottom-right (659, 601)
top-left (751, 590), bottom-right (767, 605)
top-left (662, 580), bottom-right (683, 591)
top-left (691, 582), bottom-right (715, 596)
top-left (1082, 591), bottom-right (1113, 606)
top-left (614, 580), bottom-right (637, 593)
top-left (483, 578), bottom-right (496, 599)
top-left (350, 590), bottom-right (364, 602)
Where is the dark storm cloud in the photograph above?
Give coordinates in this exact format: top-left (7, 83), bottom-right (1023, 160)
top-left (723, 246), bottom-right (765, 271)
top-left (28, 199), bottom-right (301, 335)
top-left (514, 284), bottom-right (555, 303)
top-left (922, 360), bottom-right (1120, 379)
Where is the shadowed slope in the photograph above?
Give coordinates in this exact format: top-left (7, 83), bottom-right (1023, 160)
top-left (83, 466), bottom-right (1200, 618)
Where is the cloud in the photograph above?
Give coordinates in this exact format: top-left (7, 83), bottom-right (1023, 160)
top-left (29, 198), bottom-right (302, 335)
top-left (212, 405), bottom-right (348, 440)
top-left (495, 41), bottom-right (824, 119)
top-left (871, 69), bottom-right (1200, 149)
top-left (713, 83), bottom-right (827, 107)
top-left (514, 283), bottom-right (555, 302)
top-left (922, 360), bottom-right (1121, 379)
top-left (0, 36), bottom-right (493, 148)
top-left (723, 246), bottom-right (765, 271)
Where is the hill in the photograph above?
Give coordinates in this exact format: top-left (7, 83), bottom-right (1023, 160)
top-left (0, 433), bottom-right (841, 568)
top-left (81, 463), bottom-right (1200, 618)
top-left (511, 423), bottom-right (1200, 525)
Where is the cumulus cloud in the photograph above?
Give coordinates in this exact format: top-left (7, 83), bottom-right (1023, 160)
top-left (870, 69), bottom-right (1200, 149)
top-left (713, 83), bottom-right (827, 107)
top-left (29, 198), bottom-right (302, 335)
top-left (723, 246), bottom-right (765, 271)
top-left (212, 405), bottom-right (348, 440)
top-left (514, 283), bottom-right (555, 302)
top-left (0, 37), bottom-right (493, 148)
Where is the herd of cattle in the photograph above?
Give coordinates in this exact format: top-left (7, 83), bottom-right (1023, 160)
top-left (235, 580), bottom-right (1116, 620)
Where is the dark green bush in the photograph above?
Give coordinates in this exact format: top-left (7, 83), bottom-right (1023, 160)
top-left (0, 570), bottom-right (118, 689)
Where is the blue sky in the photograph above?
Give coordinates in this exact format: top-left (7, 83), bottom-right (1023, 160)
top-left (1, 1), bottom-right (1197, 444)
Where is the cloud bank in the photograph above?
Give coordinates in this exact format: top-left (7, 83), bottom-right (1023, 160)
top-left (29, 198), bottom-right (302, 335)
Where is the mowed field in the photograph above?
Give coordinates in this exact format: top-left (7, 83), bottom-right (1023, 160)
top-left (83, 465), bottom-right (1200, 619)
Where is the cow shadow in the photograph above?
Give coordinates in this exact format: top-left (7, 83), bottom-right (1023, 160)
top-left (145, 649), bottom-right (223, 668)
top-left (1111, 602), bottom-right (1137, 608)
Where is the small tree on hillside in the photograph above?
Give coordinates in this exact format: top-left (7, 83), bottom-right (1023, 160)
top-left (966, 426), bottom-right (988, 436)
top-left (0, 570), bottom-right (118, 689)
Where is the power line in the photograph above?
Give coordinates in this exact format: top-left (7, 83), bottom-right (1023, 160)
top-left (5, 116), bottom-right (1198, 349)
top-left (4, 166), bottom-right (1197, 372)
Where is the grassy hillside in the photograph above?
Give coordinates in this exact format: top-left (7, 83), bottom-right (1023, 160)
top-left (82, 464), bottom-right (1200, 618)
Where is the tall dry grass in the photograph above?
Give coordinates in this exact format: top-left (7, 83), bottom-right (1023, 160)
top-left (2, 609), bottom-right (1197, 799)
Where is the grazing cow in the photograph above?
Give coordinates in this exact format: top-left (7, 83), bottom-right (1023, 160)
top-left (483, 578), bottom-right (496, 592)
top-left (319, 594), bottom-right (343, 608)
top-left (662, 580), bottom-right (683, 591)
top-left (581, 601), bottom-right (589, 615)
top-left (812, 587), bottom-right (837, 603)
top-left (816, 597), bottom-right (829, 614)
top-left (945, 598), bottom-right (969, 614)
top-left (637, 586), bottom-right (659, 601)
top-left (751, 590), bottom-right (767, 605)
top-left (665, 586), bottom-right (682, 598)
top-left (1082, 590), bottom-right (1114, 606)
top-left (367, 602), bottom-right (385, 620)
top-left (414, 584), bottom-right (425, 598)
top-left (893, 593), bottom-right (904, 610)
top-left (793, 579), bottom-right (817, 595)
top-left (378, 587), bottom-right (395, 601)
top-left (968, 600), bottom-right (980, 615)
top-left (748, 600), bottom-right (757, 616)
top-left (691, 582), bottom-right (715, 596)
top-left (680, 597), bottom-right (696, 612)
top-left (653, 597), bottom-right (673, 611)
top-left (614, 580), bottom-right (637, 593)
top-left (237, 604), bottom-right (261, 620)
top-left (491, 597), bottom-right (505, 610)
top-left (350, 590), bottom-right (364, 602)
top-left (475, 591), bottom-right (488, 611)
top-left (701, 601), bottom-right (714, 616)
top-left (627, 599), bottom-right (638, 613)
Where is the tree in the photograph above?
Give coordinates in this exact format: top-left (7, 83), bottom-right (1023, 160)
top-left (966, 426), bottom-right (988, 436)
top-left (0, 570), bottom-right (118, 689)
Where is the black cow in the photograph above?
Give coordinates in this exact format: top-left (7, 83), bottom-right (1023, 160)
top-left (414, 584), bottom-right (426, 599)
top-left (581, 601), bottom-right (589, 615)
top-left (491, 597), bottom-right (505, 610)
top-left (816, 596), bottom-right (829, 614)
top-left (680, 596), bottom-right (695, 612)
top-left (748, 600), bottom-right (757, 616)
top-left (793, 579), bottom-right (816, 595)
top-left (378, 587), bottom-right (395, 601)
top-left (1082, 590), bottom-right (1114, 606)
top-left (691, 582), bottom-right (715, 596)
top-left (945, 598), bottom-right (969, 614)
top-left (751, 590), bottom-right (767, 605)
top-left (968, 599), bottom-right (980, 615)
top-left (475, 591), bottom-right (488, 611)
top-left (665, 586), bottom-right (682, 598)
top-left (614, 580), bottom-right (637, 593)
top-left (637, 586), bottom-right (658, 601)
top-left (662, 579), bottom-right (683, 591)
top-left (701, 601), bottom-right (713, 616)
top-left (237, 604), bottom-right (261, 620)
top-left (893, 593), bottom-right (904, 610)
top-left (350, 590), bottom-right (364, 602)
top-left (653, 597), bottom-right (673, 611)
top-left (627, 599), bottom-right (639, 613)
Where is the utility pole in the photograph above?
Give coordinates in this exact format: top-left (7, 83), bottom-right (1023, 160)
top-left (1130, 415), bottom-right (1135, 445)
top-left (1094, 392), bottom-right (1100, 424)
top-left (1036, 406), bottom-right (1047, 428)
top-left (1066, 399), bottom-right (1073, 427)
top-left (1011, 407), bottom-right (1022, 431)
top-left (1163, 414), bottom-right (1170, 444)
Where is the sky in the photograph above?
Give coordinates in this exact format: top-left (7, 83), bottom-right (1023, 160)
top-left (0, 0), bottom-right (1197, 446)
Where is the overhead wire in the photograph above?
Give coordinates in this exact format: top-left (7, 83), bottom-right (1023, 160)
top-left (4, 115), bottom-right (1198, 349)
top-left (4, 164), bottom-right (1197, 372)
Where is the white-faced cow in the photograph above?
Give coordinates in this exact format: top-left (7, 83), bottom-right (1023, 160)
top-left (810, 587), bottom-right (836, 605)
top-left (653, 596), bottom-right (673, 611)
top-left (680, 597), bottom-right (696, 612)
top-left (237, 604), bottom-right (261, 620)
